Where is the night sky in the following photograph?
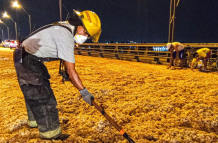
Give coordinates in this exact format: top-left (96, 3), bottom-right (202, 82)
top-left (0, 0), bottom-right (218, 43)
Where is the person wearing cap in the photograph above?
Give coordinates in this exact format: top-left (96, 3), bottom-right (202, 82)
top-left (166, 42), bottom-right (184, 69)
top-left (13, 10), bottom-right (102, 140)
top-left (191, 48), bottom-right (211, 71)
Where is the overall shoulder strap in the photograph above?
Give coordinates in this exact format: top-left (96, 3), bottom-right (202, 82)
top-left (21, 22), bottom-right (72, 43)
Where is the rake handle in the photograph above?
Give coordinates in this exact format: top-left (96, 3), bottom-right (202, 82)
top-left (92, 100), bottom-right (122, 131)
top-left (92, 100), bottom-right (135, 143)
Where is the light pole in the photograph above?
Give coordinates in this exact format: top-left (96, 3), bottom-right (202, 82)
top-left (0, 19), bottom-right (10, 40)
top-left (168, 0), bottom-right (181, 42)
top-left (13, 1), bottom-right (32, 33)
top-left (59, 0), bottom-right (62, 21)
top-left (0, 27), bottom-right (3, 41)
top-left (168, 0), bottom-right (173, 42)
top-left (3, 12), bottom-right (17, 40)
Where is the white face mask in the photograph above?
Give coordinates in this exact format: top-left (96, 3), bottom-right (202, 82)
top-left (74, 35), bottom-right (88, 44)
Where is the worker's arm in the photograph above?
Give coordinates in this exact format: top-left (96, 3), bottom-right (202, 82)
top-left (65, 61), bottom-right (84, 90)
top-left (65, 61), bottom-right (94, 105)
top-left (167, 50), bottom-right (174, 69)
top-left (174, 46), bottom-right (179, 59)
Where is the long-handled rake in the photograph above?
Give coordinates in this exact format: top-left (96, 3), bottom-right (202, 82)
top-left (92, 100), bottom-right (135, 143)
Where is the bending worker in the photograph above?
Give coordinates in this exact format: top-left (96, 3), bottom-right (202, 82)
top-left (167, 42), bottom-right (184, 69)
top-left (191, 48), bottom-right (211, 71)
top-left (13, 10), bottom-right (102, 140)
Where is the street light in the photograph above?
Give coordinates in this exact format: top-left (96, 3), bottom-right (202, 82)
top-left (3, 12), bottom-right (17, 40)
top-left (0, 19), bottom-right (10, 40)
top-left (13, 1), bottom-right (32, 33)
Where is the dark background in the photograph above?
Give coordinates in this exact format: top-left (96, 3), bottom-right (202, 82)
top-left (0, 0), bottom-right (218, 43)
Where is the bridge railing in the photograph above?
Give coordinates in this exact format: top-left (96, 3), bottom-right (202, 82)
top-left (74, 43), bottom-right (218, 67)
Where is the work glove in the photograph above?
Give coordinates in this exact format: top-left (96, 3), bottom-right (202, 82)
top-left (79, 87), bottom-right (94, 106)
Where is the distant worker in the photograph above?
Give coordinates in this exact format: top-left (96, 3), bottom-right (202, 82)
top-left (13, 10), bottom-right (102, 141)
top-left (191, 48), bottom-right (211, 71)
top-left (167, 42), bottom-right (184, 69)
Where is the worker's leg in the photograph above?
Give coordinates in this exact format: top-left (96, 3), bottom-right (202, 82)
top-left (25, 101), bottom-right (38, 128)
top-left (21, 78), bottom-right (62, 139)
top-left (203, 58), bottom-right (208, 70)
top-left (14, 52), bottom-right (64, 140)
top-left (203, 50), bottom-right (211, 70)
top-left (171, 51), bottom-right (176, 69)
top-left (179, 49), bottom-right (184, 69)
top-left (180, 59), bottom-right (183, 69)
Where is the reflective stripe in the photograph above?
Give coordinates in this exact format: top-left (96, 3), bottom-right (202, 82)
top-left (29, 120), bottom-right (38, 128)
top-left (39, 126), bottom-right (62, 139)
top-left (180, 53), bottom-right (183, 59)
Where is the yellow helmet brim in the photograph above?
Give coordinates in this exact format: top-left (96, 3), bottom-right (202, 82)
top-left (91, 30), bottom-right (102, 43)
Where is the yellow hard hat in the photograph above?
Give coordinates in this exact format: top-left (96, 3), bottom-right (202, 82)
top-left (74, 10), bottom-right (102, 43)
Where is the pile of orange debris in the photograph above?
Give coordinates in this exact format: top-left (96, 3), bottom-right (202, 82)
top-left (0, 48), bottom-right (218, 143)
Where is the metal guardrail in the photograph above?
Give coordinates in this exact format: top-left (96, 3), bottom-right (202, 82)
top-left (74, 43), bottom-right (218, 67)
